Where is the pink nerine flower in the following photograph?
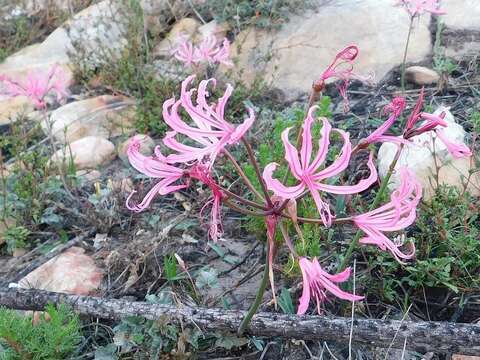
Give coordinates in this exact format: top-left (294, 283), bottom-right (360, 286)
top-left (397, 0), bottom-right (446, 17)
top-left (126, 138), bottom-right (187, 212)
top-left (172, 37), bottom-right (197, 67)
top-left (163, 75), bottom-right (255, 166)
top-left (364, 97), bottom-right (408, 145)
top-left (353, 167), bottom-right (422, 263)
top-left (171, 35), bottom-right (233, 68)
top-left (263, 106), bottom-right (378, 227)
top-left (297, 257), bottom-right (363, 315)
top-left (0, 64), bottom-right (69, 109)
top-left (314, 45), bottom-right (361, 112)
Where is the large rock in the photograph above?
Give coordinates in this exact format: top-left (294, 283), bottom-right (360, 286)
top-left (227, 0), bottom-right (431, 100)
top-left (442, 0), bottom-right (480, 31)
top-left (0, 95), bottom-right (34, 126)
top-left (50, 136), bottom-right (116, 170)
top-left (42, 95), bottom-right (136, 144)
top-left (378, 107), bottom-right (480, 200)
top-left (152, 17), bottom-right (201, 58)
top-left (18, 246), bottom-right (102, 295)
top-left (442, 0), bottom-right (480, 58)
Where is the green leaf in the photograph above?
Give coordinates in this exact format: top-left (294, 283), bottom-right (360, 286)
top-left (278, 287), bottom-right (295, 314)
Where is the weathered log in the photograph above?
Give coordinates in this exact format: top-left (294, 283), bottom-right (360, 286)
top-left (0, 287), bottom-right (479, 355)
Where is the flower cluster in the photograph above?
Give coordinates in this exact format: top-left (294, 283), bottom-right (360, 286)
top-left (172, 34), bottom-right (233, 68)
top-left (127, 75), bottom-right (254, 241)
top-left (397, 0), bottom-right (446, 17)
top-left (0, 64), bottom-right (69, 109)
top-left (363, 88), bottom-right (472, 158)
top-left (127, 45), bottom-right (460, 317)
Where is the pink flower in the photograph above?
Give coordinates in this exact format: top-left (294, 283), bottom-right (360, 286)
top-left (189, 163), bottom-right (224, 241)
top-left (0, 64), bottom-right (69, 109)
top-left (364, 97), bottom-right (408, 145)
top-left (314, 45), bottom-right (360, 112)
top-left (163, 75), bottom-right (255, 166)
top-left (213, 38), bottom-right (233, 67)
top-left (194, 35), bottom-right (219, 63)
top-left (126, 138), bottom-right (187, 212)
top-left (403, 88), bottom-right (447, 139)
top-left (397, 0), bottom-right (446, 17)
top-left (263, 106), bottom-right (378, 227)
top-left (172, 37), bottom-right (198, 67)
top-left (353, 167), bottom-right (422, 263)
top-left (297, 257), bottom-right (363, 315)
top-left (435, 129), bottom-right (472, 158)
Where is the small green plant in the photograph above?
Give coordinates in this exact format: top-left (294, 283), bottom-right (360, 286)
top-left (202, 0), bottom-right (313, 32)
top-left (0, 304), bottom-right (81, 360)
top-left (4, 226), bottom-right (30, 254)
top-left (433, 20), bottom-right (458, 78)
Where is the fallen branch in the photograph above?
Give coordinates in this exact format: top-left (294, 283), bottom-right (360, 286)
top-left (1, 288), bottom-right (479, 354)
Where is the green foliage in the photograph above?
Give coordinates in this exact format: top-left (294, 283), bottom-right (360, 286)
top-left (433, 20), bottom-right (458, 76)
top-left (369, 186), bottom-right (480, 302)
top-left (163, 254), bottom-right (178, 281)
top-left (202, 0), bottom-right (313, 32)
top-left (0, 304), bottom-right (81, 360)
top-left (4, 226), bottom-right (30, 254)
top-left (278, 287), bottom-right (295, 314)
top-left (468, 111), bottom-right (480, 134)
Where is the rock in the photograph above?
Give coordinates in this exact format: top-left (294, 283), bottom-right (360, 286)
top-left (152, 17), bottom-right (201, 58)
top-left (118, 134), bottom-right (155, 162)
top-left (226, 0), bottom-right (431, 100)
top-left (50, 136), bottom-right (116, 170)
top-left (442, 0), bottom-right (480, 31)
top-left (0, 95), bottom-right (35, 126)
top-left (405, 66), bottom-right (440, 85)
top-left (18, 246), bottom-right (102, 295)
top-left (140, 0), bottom-right (198, 36)
top-left (378, 107), bottom-right (480, 200)
top-left (452, 356), bottom-right (480, 360)
top-left (442, 0), bottom-right (480, 58)
top-left (198, 20), bottom-right (230, 40)
top-left (42, 95), bottom-right (136, 144)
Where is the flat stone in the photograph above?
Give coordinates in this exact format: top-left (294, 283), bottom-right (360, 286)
top-left (226, 0), bottom-right (431, 100)
top-left (405, 66), bottom-right (440, 85)
top-left (18, 246), bottom-right (102, 295)
top-left (50, 136), bottom-right (116, 170)
top-left (42, 95), bottom-right (136, 144)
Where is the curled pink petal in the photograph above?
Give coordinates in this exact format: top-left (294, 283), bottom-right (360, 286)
top-left (365, 97), bottom-right (406, 144)
top-left (297, 257), bottom-right (363, 315)
top-left (353, 167), bottom-right (422, 263)
top-left (163, 76), bottom-right (255, 166)
top-left (435, 129), bottom-right (472, 158)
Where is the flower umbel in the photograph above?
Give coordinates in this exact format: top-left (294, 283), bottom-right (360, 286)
top-left (353, 167), bottom-right (422, 263)
top-left (163, 75), bottom-right (255, 166)
top-left (263, 106), bottom-right (378, 227)
top-left (397, 0), bottom-right (446, 17)
top-left (0, 64), bottom-right (69, 109)
top-left (297, 257), bottom-right (364, 315)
